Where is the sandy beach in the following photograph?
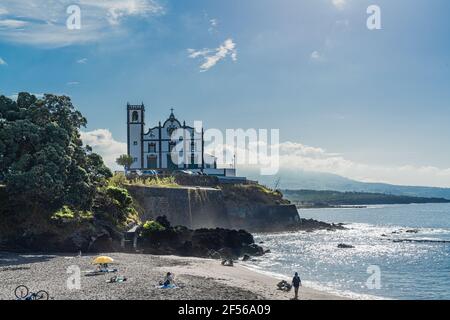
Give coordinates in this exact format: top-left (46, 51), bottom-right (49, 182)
top-left (0, 252), bottom-right (345, 300)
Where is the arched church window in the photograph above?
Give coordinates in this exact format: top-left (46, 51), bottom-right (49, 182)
top-left (132, 111), bottom-right (139, 122)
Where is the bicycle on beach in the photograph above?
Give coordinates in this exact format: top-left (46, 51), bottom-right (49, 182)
top-left (14, 285), bottom-right (49, 300)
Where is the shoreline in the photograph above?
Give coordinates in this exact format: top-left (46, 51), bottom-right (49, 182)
top-left (165, 255), bottom-right (348, 300)
top-left (0, 252), bottom-right (346, 300)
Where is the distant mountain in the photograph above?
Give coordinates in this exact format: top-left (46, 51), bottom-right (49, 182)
top-left (240, 169), bottom-right (450, 200)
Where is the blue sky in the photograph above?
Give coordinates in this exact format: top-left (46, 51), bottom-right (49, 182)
top-left (1, 0), bottom-right (450, 187)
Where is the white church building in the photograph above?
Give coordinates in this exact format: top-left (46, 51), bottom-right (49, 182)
top-left (127, 103), bottom-right (236, 177)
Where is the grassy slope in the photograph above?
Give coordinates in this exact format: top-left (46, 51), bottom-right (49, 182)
top-left (221, 184), bottom-right (290, 205)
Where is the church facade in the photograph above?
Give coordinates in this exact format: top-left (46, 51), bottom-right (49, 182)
top-left (127, 103), bottom-right (234, 176)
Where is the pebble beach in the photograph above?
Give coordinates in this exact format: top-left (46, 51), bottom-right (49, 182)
top-left (0, 252), bottom-right (344, 300)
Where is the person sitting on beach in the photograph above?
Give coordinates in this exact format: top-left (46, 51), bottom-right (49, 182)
top-left (108, 276), bottom-right (127, 283)
top-left (292, 272), bottom-right (302, 300)
top-left (162, 272), bottom-right (174, 287)
top-left (96, 263), bottom-right (109, 272)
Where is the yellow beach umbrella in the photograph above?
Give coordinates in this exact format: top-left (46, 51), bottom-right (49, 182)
top-left (93, 256), bottom-right (114, 265)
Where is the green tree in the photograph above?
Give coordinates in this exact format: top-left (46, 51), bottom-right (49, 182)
top-left (0, 92), bottom-right (112, 215)
top-left (116, 154), bottom-right (134, 172)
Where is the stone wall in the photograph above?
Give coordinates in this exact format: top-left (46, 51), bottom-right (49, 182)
top-left (126, 186), bottom-right (231, 229)
top-left (127, 185), bottom-right (301, 232)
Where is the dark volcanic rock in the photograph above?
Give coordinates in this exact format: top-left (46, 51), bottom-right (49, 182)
top-left (3, 218), bottom-right (124, 253)
top-left (206, 250), bottom-right (221, 259)
top-left (263, 218), bottom-right (346, 233)
top-left (338, 243), bottom-right (355, 249)
top-left (300, 219), bottom-right (345, 231)
top-left (277, 280), bottom-right (292, 292)
top-left (241, 244), bottom-right (265, 257)
top-left (392, 239), bottom-right (450, 244)
top-left (139, 216), bottom-right (264, 259)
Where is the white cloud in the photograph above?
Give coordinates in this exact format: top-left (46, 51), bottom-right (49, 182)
top-left (0, 19), bottom-right (28, 28)
top-left (80, 129), bottom-right (126, 170)
top-left (332, 0), bottom-right (347, 9)
top-left (310, 50), bottom-right (323, 61)
top-left (276, 142), bottom-right (450, 187)
top-left (83, 0), bottom-right (164, 25)
top-left (67, 81), bottom-right (80, 86)
top-left (76, 58), bottom-right (88, 64)
top-left (0, 0), bottom-right (164, 47)
top-left (188, 48), bottom-right (212, 59)
top-left (207, 140), bottom-right (450, 187)
top-left (208, 18), bottom-right (218, 33)
top-left (210, 19), bottom-right (218, 27)
top-left (188, 38), bottom-right (238, 72)
top-left (0, 57), bottom-right (7, 66)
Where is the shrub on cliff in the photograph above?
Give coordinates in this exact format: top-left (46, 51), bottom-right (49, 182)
top-left (51, 206), bottom-right (93, 223)
top-left (221, 184), bottom-right (289, 205)
top-left (129, 176), bottom-right (179, 188)
top-left (108, 172), bottom-right (128, 188)
top-left (108, 173), bottom-right (179, 188)
top-left (94, 187), bottom-right (139, 227)
top-left (142, 220), bottom-right (166, 236)
top-left (106, 186), bottom-right (133, 209)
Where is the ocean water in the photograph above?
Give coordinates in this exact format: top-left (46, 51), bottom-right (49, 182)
top-left (248, 203), bottom-right (450, 300)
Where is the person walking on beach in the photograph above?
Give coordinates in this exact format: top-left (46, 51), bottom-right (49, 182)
top-left (292, 272), bottom-right (302, 300)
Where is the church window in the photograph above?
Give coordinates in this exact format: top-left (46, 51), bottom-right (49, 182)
top-left (148, 143), bottom-right (156, 153)
top-left (132, 111), bottom-right (139, 122)
top-left (133, 141), bottom-right (138, 146)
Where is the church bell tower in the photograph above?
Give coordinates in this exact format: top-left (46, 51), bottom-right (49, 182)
top-left (127, 103), bottom-right (145, 170)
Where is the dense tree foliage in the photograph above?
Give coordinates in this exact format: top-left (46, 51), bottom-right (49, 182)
top-left (0, 93), bottom-right (112, 214)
